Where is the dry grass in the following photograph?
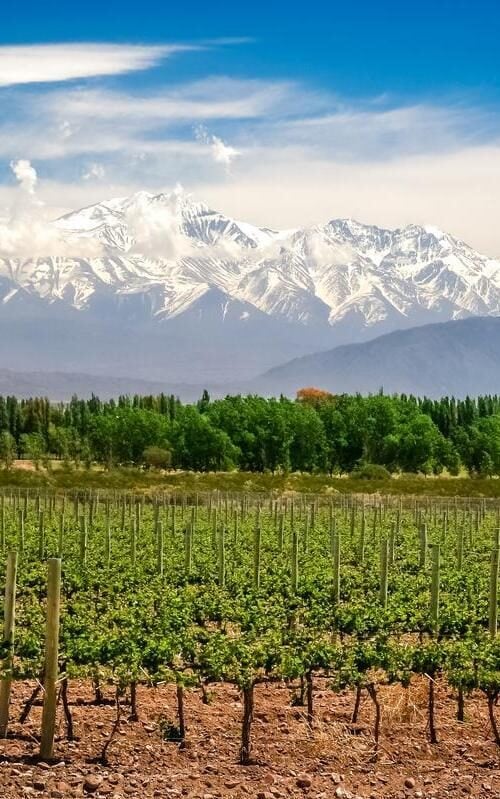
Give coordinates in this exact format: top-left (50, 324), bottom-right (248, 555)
top-left (1, 463), bottom-right (500, 498)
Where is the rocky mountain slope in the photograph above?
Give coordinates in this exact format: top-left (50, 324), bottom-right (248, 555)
top-left (2, 190), bottom-right (500, 381)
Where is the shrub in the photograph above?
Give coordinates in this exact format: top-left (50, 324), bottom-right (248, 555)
top-left (143, 446), bottom-right (172, 470)
top-left (350, 463), bottom-right (392, 480)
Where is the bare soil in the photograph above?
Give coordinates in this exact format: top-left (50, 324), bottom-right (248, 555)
top-left (0, 679), bottom-right (498, 799)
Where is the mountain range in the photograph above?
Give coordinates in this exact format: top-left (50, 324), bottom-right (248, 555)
top-left (1, 316), bottom-right (499, 401)
top-left (2, 190), bottom-right (500, 385)
top-left (254, 316), bottom-right (500, 398)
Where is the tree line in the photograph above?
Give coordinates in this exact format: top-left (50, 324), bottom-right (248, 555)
top-left (0, 389), bottom-right (499, 476)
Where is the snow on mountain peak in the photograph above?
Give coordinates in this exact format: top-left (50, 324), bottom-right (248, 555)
top-left (1, 190), bottom-right (500, 333)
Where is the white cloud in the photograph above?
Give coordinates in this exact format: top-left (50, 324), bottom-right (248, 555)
top-left (39, 79), bottom-right (304, 122)
top-left (1, 54), bottom-right (500, 256)
top-left (192, 144), bottom-right (500, 256)
top-left (82, 163), bottom-right (106, 181)
top-left (0, 43), bottom-right (196, 87)
top-left (10, 159), bottom-right (38, 194)
top-left (0, 161), bottom-right (103, 258)
top-left (210, 136), bottom-right (240, 168)
top-left (195, 125), bottom-right (241, 171)
top-left (124, 187), bottom-right (199, 260)
top-left (0, 79), bottom-right (305, 164)
top-left (3, 142), bottom-right (500, 259)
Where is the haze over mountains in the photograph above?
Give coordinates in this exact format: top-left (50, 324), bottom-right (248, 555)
top-left (253, 316), bottom-right (500, 398)
top-left (1, 189), bottom-right (500, 395)
top-left (0, 316), bottom-right (498, 400)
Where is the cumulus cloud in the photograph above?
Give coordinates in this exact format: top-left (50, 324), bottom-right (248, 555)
top-left (0, 43), bottom-right (197, 87)
top-left (1, 50), bottom-right (500, 255)
top-left (0, 160), bottom-right (103, 259)
top-left (210, 136), bottom-right (241, 168)
top-left (10, 159), bottom-right (38, 194)
top-left (195, 125), bottom-right (241, 171)
top-left (124, 187), bottom-right (199, 260)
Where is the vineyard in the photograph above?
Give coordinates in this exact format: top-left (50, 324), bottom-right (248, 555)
top-left (0, 489), bottom-right (500, 797)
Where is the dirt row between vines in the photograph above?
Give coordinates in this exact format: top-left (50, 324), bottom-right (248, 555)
top-left (0, 678), bottom-right (498, 799)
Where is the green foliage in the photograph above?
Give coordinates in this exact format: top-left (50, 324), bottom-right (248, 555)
top-left (20, 433), bottom-right (45, 469)
top-left (1, 489), bottom-right (500, 755)
top-left (142, 446), bottom-right (172, 470)
top-left (0, 431), bottom-right (16, 470)
top-left (3, 390), bottom-right (500, 480)
top-left (350, 463), bottom-right (392, 480)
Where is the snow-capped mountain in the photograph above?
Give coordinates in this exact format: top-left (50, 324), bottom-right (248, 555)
top-left (2, 189), bottom-right (500, 328)
top-left (1, 189), bottom-right (500, 382)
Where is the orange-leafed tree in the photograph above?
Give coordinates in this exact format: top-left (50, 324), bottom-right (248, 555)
top-left (296, 387), bottom-right (334, 406)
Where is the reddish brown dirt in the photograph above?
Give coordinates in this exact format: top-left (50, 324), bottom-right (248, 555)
top-left (0, 679), bottom-right (498, 799)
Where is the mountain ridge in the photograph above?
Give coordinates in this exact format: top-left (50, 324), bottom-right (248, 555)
top-left (252, 316), bottom-right (500, 398)
top-left (1, 316), bottom-right (500, 401)
top-left (3, 190), bottom-right (500, 329)
top-left (2, 190), bottom-right (500, 382)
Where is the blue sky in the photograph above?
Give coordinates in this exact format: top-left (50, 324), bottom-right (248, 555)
top-left (1, 0), bottom-right (500, 252)
top-left (3, 0), bottom-right (500, 97)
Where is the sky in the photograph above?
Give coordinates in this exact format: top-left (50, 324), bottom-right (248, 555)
top-left (2, 0), bottom-right (500, 252)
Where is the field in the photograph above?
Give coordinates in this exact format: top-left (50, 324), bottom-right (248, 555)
top-left (3, 463), bottom-right (500, 498)
top-left (0, 489), bottom-right (499, 799)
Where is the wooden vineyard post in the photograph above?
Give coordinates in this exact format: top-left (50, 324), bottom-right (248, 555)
top-left (58, 512), bottom-right (65, 558)
top-left (105, 518), bottom-right (111, 567)
top-left (419, 523), bottom-right (428, 569)
top-left (278, 514), bottom-right (284, 553)
top-left (0, 551), bottom-right (18, 737)
top-left (359, 513), bottom-right (366, 564)
top-left (218, 527), bottom-right (226, 587)
top-left (233, 510), bottom-right (239, 548)
top-left (389, 520), bottom-right (396, 566)
top-left (157, 521), bottom-right (164, 577)
top-left (291, 527), bottom-right (299, 594)
top-left (442, 512), bottom-right (448, 548)
top-left (0, 500), bottom-right (4, 553)
top-left (332, 530), bottom-right (340, 604)
top-left (349, 505), bottom-right (355, 543)
top-left (17, 510), bottom-right (24, 554)
top-left (379, 537), bottom-right (389, 609)
top-left (40, 558), bottom-right (62, 761)
top-left (135, 501), bottom-right (141, 542)
top-left (79, 516), bottom-right (87, 566)
top-left (372, 505), bottom-right (378, 545)
top-left (211, 509), bottom-right (217, 552)
top-left (253, 526), bottom-right (261, 589)
top-left (184, 523), bottom-right (192, 576)
top-left (457, 524), bottom-right (464, 570)
top-left (38, 511), bottom-right (45, 559)
top-left (430, 544), bottom-right (441, 637)
top-left (489, 531), bottom-right (500, 639)
top-left (88, 495), bottom-right (95, 529)
top-left (130, 519), bottom-right (137, 566)
top-left (303, 511), bottom-right (309, 554)
top-left (428, 541), bottom-right (440, 744)
top-left (153, 502), bottom-right (159, 550)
